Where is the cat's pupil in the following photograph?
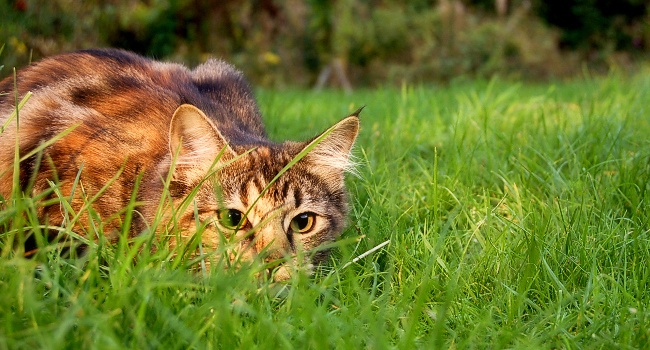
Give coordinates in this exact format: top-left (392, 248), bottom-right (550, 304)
top-left (295, 214), bottom-right (309, 229)
top-left (290, 212), bottom-right (315, 233)
top-left (218, 209), bottom-right (246, 229)
top-left (228, 210), bottom-right (242, 225)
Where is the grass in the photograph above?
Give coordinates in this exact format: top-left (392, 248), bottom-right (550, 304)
top-left (1, 67), bottom-right (650, 348)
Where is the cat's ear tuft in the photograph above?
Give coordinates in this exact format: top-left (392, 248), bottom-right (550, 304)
top-left (303, 115), bottom-right (360, 176)
top-left (349, 105), bottom-right (365, 118)
top-left (169, 104), bottom-right (235, 180)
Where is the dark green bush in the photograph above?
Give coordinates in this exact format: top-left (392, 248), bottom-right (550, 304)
top-left (536, 0), bottom-right (648, 50)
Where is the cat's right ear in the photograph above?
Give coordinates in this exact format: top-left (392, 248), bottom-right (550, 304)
top-left (301, 111), bottom-right (360, 178)
top-left (168, 104), bottom-right (236, 181)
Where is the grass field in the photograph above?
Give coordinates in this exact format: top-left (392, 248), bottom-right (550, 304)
top-left (1, 69), bottom-right (649, 349)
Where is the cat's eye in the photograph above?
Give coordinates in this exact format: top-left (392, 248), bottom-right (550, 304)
top-left (290, 212), bottom-right (316, 233)
top-left (217, 209), bottom-right (248, 230)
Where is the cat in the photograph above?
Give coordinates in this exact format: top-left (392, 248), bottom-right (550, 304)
top-left (0, 48), bottom-right (360, 281)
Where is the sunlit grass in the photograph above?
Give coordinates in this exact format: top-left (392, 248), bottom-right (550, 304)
top-left (1, 68), bottom-right (649, 348)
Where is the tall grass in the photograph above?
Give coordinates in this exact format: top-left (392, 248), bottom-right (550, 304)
top-left (1, 68), bottom-right (649, 348)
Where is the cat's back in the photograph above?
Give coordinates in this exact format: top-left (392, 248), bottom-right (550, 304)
top-left (0, 49), bottom-right (265, 140)
top-left (2, 49), bottom-right (183, 119)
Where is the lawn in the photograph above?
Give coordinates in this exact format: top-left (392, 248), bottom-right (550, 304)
top-left (1, 70), bottom-right (649, 349)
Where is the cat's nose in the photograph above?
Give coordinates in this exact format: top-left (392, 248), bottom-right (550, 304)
top-left (268, 260), bottom-right (314, 282)
top-left (271, 264), bottom-right (292, 282)
top-left (253, 220), bottom-right (292, 258)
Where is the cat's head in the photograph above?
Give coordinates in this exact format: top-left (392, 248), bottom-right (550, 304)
top-left (167, 104), bottom-right (360, 281)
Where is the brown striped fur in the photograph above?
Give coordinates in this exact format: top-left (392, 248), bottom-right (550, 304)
top-left (0, 49), bottom-right (359, 281)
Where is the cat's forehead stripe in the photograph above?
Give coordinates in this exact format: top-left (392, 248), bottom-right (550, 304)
top-left (293, 187), bottom-right (302, 208)
top-left (255, 174), bottom-right (266, 196)
top-left (281, 180), bottom-right (292, 202)
top-left (238, 177), bottom-right (250, 207)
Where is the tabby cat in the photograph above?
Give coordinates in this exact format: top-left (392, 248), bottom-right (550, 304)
top-left (0, 49), bottom-right (360, 281)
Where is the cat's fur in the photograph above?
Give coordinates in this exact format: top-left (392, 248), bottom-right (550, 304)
top-left (0, 49), bottom-right (359, 281)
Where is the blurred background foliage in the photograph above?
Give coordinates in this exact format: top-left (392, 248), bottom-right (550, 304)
top-left (1, 0), bottom-right (649, 87)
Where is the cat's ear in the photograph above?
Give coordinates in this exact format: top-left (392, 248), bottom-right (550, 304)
top-left (168, 104), bottom-right (235, 180)
top-left (302, 110), bottom-right (361, 177)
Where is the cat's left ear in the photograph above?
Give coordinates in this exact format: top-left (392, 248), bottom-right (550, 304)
top-left (168, 104), bottom-right (236, 181)
top-left (302, 108), bottom-right (361, 176)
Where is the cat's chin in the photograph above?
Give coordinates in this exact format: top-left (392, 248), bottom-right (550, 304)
top-left (272, 265), bottom-right (293, 282)
top-left (268, 262), bottom-right (314, 282)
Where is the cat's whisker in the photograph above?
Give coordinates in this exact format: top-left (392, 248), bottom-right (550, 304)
top-left (340, 239), bottom-right (391, 270)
